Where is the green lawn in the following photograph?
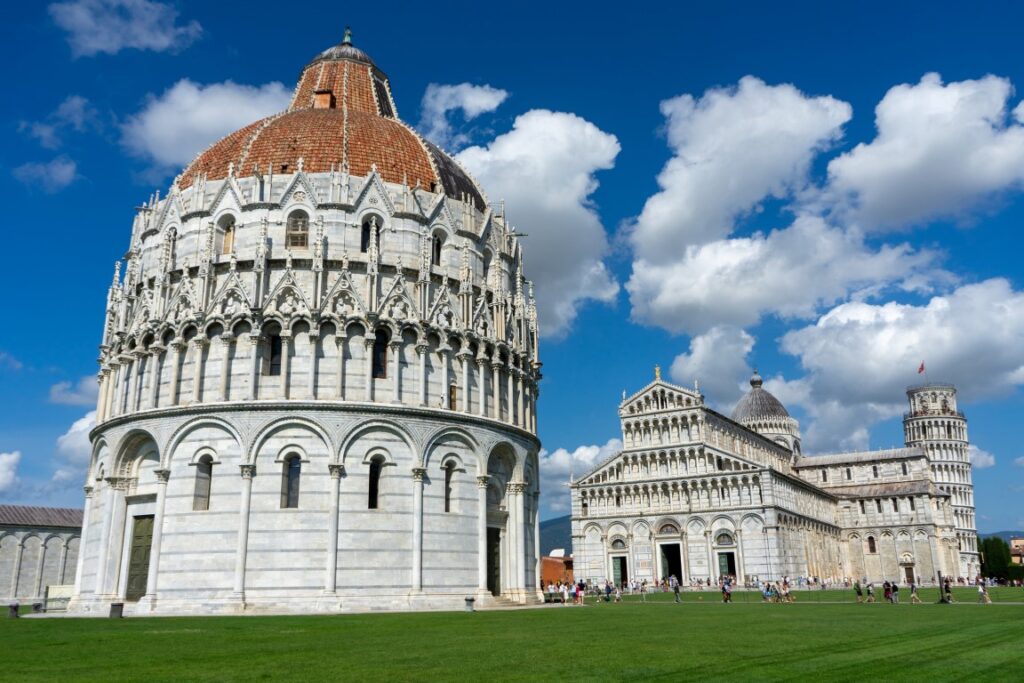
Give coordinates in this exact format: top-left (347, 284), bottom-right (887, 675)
top-left (4, 596), bottom-right (1023, 682)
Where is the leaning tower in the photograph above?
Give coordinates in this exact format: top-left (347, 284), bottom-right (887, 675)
top-left (903, 384), bottom-right (979, 578)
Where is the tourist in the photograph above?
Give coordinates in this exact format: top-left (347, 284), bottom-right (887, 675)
top-left (892, 582), bottom-right (900, 604)
top-left (562, 582), bottom-right (570, 605)
top-left (978, 583), bottom-right (991, 604)
top-left (943, 578), bottom-right (955, 603)
top-left (605, 580), bottom-right (613, 602)
top-left (883, 581), bottom-right (892, 603)
top-left (865, 583), bottom-right (876, 603)
top-left (674, 580), bottom-right (681, 604)
top-left (854, 581), bottom-right (863, 603)
top-left (909, 581), bottom-right (922, 604)
top-left (640, 579), bottom-right (648, 603)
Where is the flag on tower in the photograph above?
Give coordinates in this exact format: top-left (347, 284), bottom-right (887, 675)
top-left (918, 361), bottom-right (925, 374)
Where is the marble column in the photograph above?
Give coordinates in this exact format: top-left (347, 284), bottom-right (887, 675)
top-left (680, 531), bottom-right (690, 584)
top-left (364, 338), bottom-right (375, 401)
top-left (459, 352), bottom-right (471, 413)
top-left (507, 368), bottom-right (515, 425)
top-left (515, 482), bottom-right (526, 595)
top-left (335, 333), bottom-right (347, 400)
top-left (735, 529), bottom-right (745, 584)
top-left (233, 464), bottom-right (256, 602)
top-left (9, 541), bottom-right (22, 598)
top-left (247, 333), bottom-right (261, 400)
top-left (191, 339), bottom-right (208, 404)
top-left (127, 352), bottom-right (142, 412)
top-left (390, 341), bottom-right (402, 403)
top-left (141, 468), bottom-right (170, 607)
top-left (532, 491), bottom-right (541, 595)
top-left (705, 530), bottom-right (715, 582)
top-left (323, 464), bottom-right (344, 594)
top-left (103, 479), bottom-right (128, 597)
top-left (71, 486), bottom-right (94, 596)
top-left (96, 370), bottom-right (109, 423)
top-left (280, 333), bottom-right (292, 399)
top-left (516, 371), bottom-right (524, 428)
top-left (307, 328), bottom-right (319, 399)
top-left (476, 475), bottom-right (489, 594)
top-left (439, 346), bottom-right (451, 409)
top-left (491, 361), bottom-right (501, 420)
top-left (93, 482), bottom-right (117, 595)
top-left (416, 344), bottom-right (429, 407)
top-left (57, 539), bottom-right (69, 585)
top-left (148, 347), bottom-right (164, 409)
top-left (476, 359), bottom-right (487, 417)
top-left (411, 467), bottom-right (426, 592)
top-left (218, 335), bottom-right (234, 401)
top-left (168, 341), bottom-right (186, 406)
top-left (108, 361), bottom-right (123, 418)
top-left (119, 355), bottom-right (134, 415)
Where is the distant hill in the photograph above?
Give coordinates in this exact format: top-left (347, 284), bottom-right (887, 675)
top-left (983, 531), bottom-right (1024, 542)
top-left (539, 515), bottom-right (572, 556)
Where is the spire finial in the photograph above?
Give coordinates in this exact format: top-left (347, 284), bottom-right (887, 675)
top-left (342, 26), bottom-right (352, 45)
top-left (655, 364), bottom-right (661, 381)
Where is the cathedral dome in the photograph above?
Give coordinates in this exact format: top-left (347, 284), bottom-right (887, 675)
top-left (178, 30), bottom-right (485, 209)
top-left (731, 371), bottom-right (790, 423)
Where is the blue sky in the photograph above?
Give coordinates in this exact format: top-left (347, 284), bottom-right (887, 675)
top-left (2, 1), bottom-right (1023, 528)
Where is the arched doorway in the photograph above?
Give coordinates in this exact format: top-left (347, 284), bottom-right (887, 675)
top-left (485, 448), bottom-right (515, 597)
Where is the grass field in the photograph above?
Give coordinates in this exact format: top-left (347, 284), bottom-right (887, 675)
top-left (4, 590), bottom-right (1023, 682)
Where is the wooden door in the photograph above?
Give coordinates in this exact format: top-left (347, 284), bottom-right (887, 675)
top-left (125, 515), bottom-right (154, 602)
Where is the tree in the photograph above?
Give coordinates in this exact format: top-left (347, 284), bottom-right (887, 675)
top-left (980, 537), bottom-right (1012, 579)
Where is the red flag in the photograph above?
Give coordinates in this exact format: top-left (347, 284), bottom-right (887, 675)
top-left (918, 361), bottom-right (925, 374)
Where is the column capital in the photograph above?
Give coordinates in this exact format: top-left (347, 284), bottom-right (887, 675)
top-left (248, 332), bottom-right (262, 345)
top-left (154, 468), bottom-right (171, 484)
top-left (328, 463), bottom-right (345, 479)
top-left (490, 359), bottom-right (504, 370)
top-left (411, 466), bottom-right (427, 482)
top-left (149, 344), bottom-right (166, 356)
top-left (106, 476), bottom-right (130, 491)
top-left (415, 343), bottom-right (429, 355)
top-left (388, 339), bottom-right (402, 350)
top-left (240, 464), bottom-right (257, 480)
top-left (476, 475), bottom-right (491, 488)
top-left (220, 333), bottom-right (235, 344)
top-left (456, 349), bottom-right (473, 360)
top-left (508, 481), bottom-right (525, 494)
top-left (170, 338), bottom-right (188, 351)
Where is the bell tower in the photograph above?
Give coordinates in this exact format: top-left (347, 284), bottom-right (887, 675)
top-left (903, 383), bottom-right (979, 578)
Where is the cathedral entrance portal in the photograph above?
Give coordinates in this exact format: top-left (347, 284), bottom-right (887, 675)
top-left (903, 565), bottom-right (915, 583)
top-left (717, 551), bottom-right (736, 580)
top-left (659, 544), bottom-right (682, 581)
top-left (125, 515), bottom-right (154, 602)
top-left (612, 556), bottom-right (628, 586)
top-left (487, 527), bottom-right (501, 596)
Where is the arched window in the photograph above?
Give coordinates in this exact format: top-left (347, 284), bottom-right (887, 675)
top-left (193, 455), bottom-right (213, 511)
top-left (867, 536), bottom-right (877, 554)
top-left (901, 462), bottom-right (908, 476)
top-left (581, 501), bottom-right (589, 517)
top-left (659, 524), bottom-right (679, 535)
top-left (611, 539), bottom-right (626, 550)
top-left (431, 234), bottom-right (444, 267)
top-left (872, 464), bottom-right (879, 478)
top-left (448, 382), bottom-right (458, 410)
top-left (360, 217), bottom-right (380, 253)
top-left (368, 457), bottom-right (383, 509)
top-left (286, 210), bottom-right (309, 248)
top-left (716, 532), bottom-right (734, 546)
top-left (444, 462), bottom-right (455, 513)
top-left (220, 216), bottom-right (235, 254)
top-left (281, 454), bottom-right (301, 508)
top-left (372, 329), bottom-right (389, 379)
top-left (482, 249), bottom-right (493, 284)
top-left (266, 333), bottom-right (283, 376)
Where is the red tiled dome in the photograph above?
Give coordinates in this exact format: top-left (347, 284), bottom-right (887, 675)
top-left (178, 32), bottom-right (485, 209)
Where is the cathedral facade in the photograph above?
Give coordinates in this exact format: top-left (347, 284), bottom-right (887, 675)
top-left (70, 33), bottom-right (542, 615)
top-left (570, 372), bottom-right (979, 587)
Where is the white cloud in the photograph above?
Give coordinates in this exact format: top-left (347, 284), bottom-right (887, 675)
top-left (20, 95), bottom-right (95, 149)
top-left (670, 325), bottom-right (753, 407)
top-left (779, 279), bottom-right (1024, 449)
top-left (969, 445), bottom-right (996, 469)
top-left (628, 215), bottom-right (940, 334)
top-left (0, 451), bottom-right (20, 493)
top-left (121, 78), bottom-right (290, 171)
top-left (1014, 456), bottom-right (1024, 468)
top-left (418, 83), bottom-right (509, 150)
top-left (50, 376), bottom-right (99, 406)
top-left (539, 438), bottom-right (622, 514)
top-left (12, 157), bottom-right (78, 192)
top-left (457, 110), bottom-right (621, 336)
top-left (826, 73), bottom-right (1024, 229)
top-left (49, 0), bottom-right (202, 57)
top-left (0, 351), bottom-right (22, 371)
top-left (631, 76), bottom-right (851, 255)
top-left (56, 411), bottom-right (97, 464)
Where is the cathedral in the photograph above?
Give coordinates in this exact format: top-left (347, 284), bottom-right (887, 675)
top-left (570, 371), bottom-right (979, 587)
top-left (69, 32), bottom-right (542, 615)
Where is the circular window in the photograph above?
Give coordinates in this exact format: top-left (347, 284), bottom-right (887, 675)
top-left (715, 532), bottom-right (734, 546)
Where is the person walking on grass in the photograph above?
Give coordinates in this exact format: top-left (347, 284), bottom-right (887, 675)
top-left (640, 580), bottom-right (648, 603)
top-left (674, 580), bottom-right (681, 604)
top-left (978, 582), bottom-right (991, 604)
top-left (944, 578), bottom-right (955, 603)
top-left (854, 581), bottom-right (863, 603)
top-left (910, 581), bottom-right (922, 604)
top-left (865, 583), bottom-right (876, 603)
top-left (892, 582), bottom-right (900, 604)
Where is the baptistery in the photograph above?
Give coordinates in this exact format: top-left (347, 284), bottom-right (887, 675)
top-left (70, 31), bottom-right (542, 615)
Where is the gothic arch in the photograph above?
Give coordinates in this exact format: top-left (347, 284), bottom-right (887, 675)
top-left (163, 416), bottom-right (245, 469)
top-left (250, 416), bottom-right (334, 465)
top-left (338, 418), bottom-right (417, 466)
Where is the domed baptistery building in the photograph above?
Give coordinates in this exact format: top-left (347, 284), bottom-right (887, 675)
top-left (69, 32), bottom-right (543, 615)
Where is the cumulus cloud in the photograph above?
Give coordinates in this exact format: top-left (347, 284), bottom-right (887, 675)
top-left (826, 73), bottom-right (1024, 230)
top-left (121, 79), bottom-right (290, 172)
top-left (49, 0), bottom-right (202, 57)
top-left (418, 83), bottom-right (509, 150)
top-left (50, 376), bottom-right (99, 406)
top-left (778, 279), bottom-right (1024, 449)
top-left (12, 157), bottom-right (78, 192)
top-left (20, 95), bottom-right (95, 149)
top-left (631, 76), bottom-right (851, 256)
top-left (670, 325), bottom-right (753, 407)
top-left (628, 215), bottom-right (940, 334)
top-left (539, 438), bottom-right (622, 514)
top-left (458, 110), bottom-right (621, 336)
top-left (0, 351), bottom-right (22, 371)
top-left (968, 445), bottom-right (996, 469)
top-left (0, 451), bottom-right (20, 493)
top-left (56, 411), bottom-right (97, 464)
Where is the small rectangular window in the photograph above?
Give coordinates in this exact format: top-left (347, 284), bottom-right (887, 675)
top-left (859, 500), bottom-right (865, 514)
top-left (875, 499), bottom-right (882, 513)
top-left (448, 384), bottom-right (458, 410)
top-left (872, 465), bottom-right (879, 478)
top-left (267, 335), bottom-right (282, 376)
top-left (901, 462), bottom-right (908, 476)
top-left (845, 467), bottom-right (851, 480)
top-left (892, 498), bottom-right (899, 512)
top-left (821, 469), bottom-right (827, 482)
top-left (909, 497), bottom-right (915, 511)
